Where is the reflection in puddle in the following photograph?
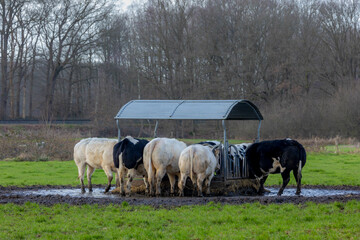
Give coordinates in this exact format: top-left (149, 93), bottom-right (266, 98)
top-left (9, 187), bottom-right (360, 199)
top-left (265, 187), bottom-right (360, 197)
top-left (13, 188), bottom-right (119, 199)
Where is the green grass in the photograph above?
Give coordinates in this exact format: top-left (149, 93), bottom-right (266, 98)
top-left (0, 201), bottom-right (359, 239)
top-left (324, 145), bottom-right (360, 153)
top-left (1, 152), bottom-right (359, 187)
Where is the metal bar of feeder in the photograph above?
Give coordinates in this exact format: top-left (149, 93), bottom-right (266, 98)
top-left (256, 120), bottom-right (262, 143)
top-left (222, 120), bottom-right (228, 180)
top-left (116, 119), bottom-right (121, 142)
top-left (154, 120), bottom-right (159, 138)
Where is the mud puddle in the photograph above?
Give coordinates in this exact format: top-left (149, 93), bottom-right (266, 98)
top-left (10, 188), bottom-right (118, 199)
top-left (1, 185), bottom-right (360, 206)
top-left (6, 187), bottom-right (360, 199)
top-left (265, 187), bottom-right (360, 197)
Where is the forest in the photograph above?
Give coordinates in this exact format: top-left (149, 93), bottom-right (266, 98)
top-left (1, 0), bottom-right (360, 140)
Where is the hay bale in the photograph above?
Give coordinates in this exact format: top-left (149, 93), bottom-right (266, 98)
top-left (111, 176), bottom-right (259, 196)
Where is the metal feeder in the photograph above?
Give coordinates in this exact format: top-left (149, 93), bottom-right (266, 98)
top-left (115, 100), bottom-right (263, 181)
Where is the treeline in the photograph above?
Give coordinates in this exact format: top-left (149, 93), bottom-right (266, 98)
top-left (1, 0), bottom-right (360, 139)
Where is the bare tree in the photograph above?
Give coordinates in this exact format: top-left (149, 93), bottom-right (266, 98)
top-left (0, 0), bottom-right (26, 119)
top-left (36, 0), bottom-right (113, 119)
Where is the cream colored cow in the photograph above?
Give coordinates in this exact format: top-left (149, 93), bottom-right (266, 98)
top-left (74, 138), bottom-right (119, 193)
top-left (143, 138), bottom-right (187, 196)
top-left (178, 144), bottom-right (221, 197)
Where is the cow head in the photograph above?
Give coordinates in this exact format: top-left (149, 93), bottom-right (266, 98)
top-left (212, 143), bottom-right (222, 170)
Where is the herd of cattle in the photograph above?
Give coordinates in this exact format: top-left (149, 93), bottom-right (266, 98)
top-left (74, 136), bottom-right (306, 197)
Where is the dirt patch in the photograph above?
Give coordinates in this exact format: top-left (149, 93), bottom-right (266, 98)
top-left (1, 184), bottom-right (360, 206)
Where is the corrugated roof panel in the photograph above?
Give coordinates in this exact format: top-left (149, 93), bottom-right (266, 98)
top-left (115, 100), bottom-right (183, 119)
top-left (171, 100), bottom-right (236, 119)
top-left (115, 100), bottom-right (263, 120)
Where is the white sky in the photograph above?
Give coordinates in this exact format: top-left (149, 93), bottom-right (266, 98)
top-left (117, 0), bottom-right (136, 12)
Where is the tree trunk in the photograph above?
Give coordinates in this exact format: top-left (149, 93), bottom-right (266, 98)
top-left (0, 2), bottom-right (9, 120)
top-left (22, 77), bottom-right (26, 119)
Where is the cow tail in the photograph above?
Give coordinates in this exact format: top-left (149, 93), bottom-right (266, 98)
top-left (146, 141), bottom-right (157, 181)
top-left (190, 147), bottom-right (194, 183)
top-left (113, 142), bottom-right (122, 168)
top-left (298, 160), bottom-right (302, 181)
top-left (297, 143), bottom-right (306, 180)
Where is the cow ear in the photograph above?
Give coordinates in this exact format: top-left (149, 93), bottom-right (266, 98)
top-left (212, 144), bottom-right (221, 156)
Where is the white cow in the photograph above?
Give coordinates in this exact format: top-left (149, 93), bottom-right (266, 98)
top-left (143, 138), bottom-right (187, 196)
top-left (74, 138), bottom-right (119, 193)
top-left (178, 144), bottom-right (221, 197)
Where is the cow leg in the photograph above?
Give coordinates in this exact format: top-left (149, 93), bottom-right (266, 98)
top-left (167, 173), bottom-right (176, 196)
top-left (103, 166), bottom-right (113, 193)
top-left (178, 173), bottom-right (187, 197)
top-left (258, 175), bottom-right (269, 194)
top-left (196, 174), bottom-right (206, 197)
top-left (86, 165), bottom-right (95, 192)
top-left (115, 170), bottom-right (120, 189)
top-left (147, 166), bottom-right (156, 197)
top-left (293, 167), bottom-right (302, 195)
top-left (118, 167), bottom-right (126, 196)
top-left (204, 173), bottom-right (214, 196)
top-left (189, 173), bottom-right (197, 196)
top-left (143, 176), bottom-right (150, 195)
top-left (126, 171), bottom-right (134, 197)
top-left (278, 171), bottom-right (290, 196)
top-left (155, 168), bottom-right (166, 197)
top-left (77, 162), bottom-right (86, 193)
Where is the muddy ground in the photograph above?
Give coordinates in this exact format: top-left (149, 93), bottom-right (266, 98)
top-left (1, 184), bottom-right (360, 206)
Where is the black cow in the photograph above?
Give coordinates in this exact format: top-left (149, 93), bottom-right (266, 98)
top-left (113, 136), bottom-right (149, 196)
top-left (245, 139), bottom-right (306, 196)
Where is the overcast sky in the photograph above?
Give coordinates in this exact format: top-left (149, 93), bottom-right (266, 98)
top-left (118, 0), bottom-right (137, 12)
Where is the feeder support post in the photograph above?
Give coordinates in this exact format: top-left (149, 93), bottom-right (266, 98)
top-left (154, 120), bottom-right (159, 138)
top-left (222, 120), bottom-right (228, 180)
top-left (256, 120), bottom-right (262, 143)
top-left (116, 119), bottom-right (121, 142)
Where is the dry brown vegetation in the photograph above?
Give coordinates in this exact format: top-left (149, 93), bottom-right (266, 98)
top-left (0, 125), bottom-right (88, 161)
top-left (1, 124), bottom-right (359, 162)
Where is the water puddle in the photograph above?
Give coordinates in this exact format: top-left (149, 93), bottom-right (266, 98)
top-left (265, 187), bottom-right (360, 197)
top-left (8, 187), bottom-right (360, 198)
top-left (12, 188), bottom-right (120, 199)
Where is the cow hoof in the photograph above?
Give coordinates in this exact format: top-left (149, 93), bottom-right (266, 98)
top-left (89, 189), bottom-right (93, 193)
top-left (263, 188), bottom-right (271, 193)
top-left (295, 191), bottom-right (301, 196)
top-left (81, 189), bottom-right (86, 194)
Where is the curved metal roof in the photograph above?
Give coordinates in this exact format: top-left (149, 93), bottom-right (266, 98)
top-left (115, 100), bottom-right (263, 120)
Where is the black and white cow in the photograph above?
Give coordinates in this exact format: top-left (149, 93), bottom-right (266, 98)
top-left (113, 136), bottom-right (149, 196)
top-left (245, 139), bottom-right (306, 196)
top-left (197, 140), bottom-right (221, 148)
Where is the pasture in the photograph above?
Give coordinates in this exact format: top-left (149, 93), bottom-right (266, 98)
top-left (0, 145), bottom-right (360, 239)
top-left (1, 201), bottom-right (359, 239)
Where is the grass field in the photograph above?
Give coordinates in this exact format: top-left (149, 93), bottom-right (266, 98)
top-left (0, 201), bottom-right (359, 239)
top-left (0, 152), bottom-right (359, 187)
